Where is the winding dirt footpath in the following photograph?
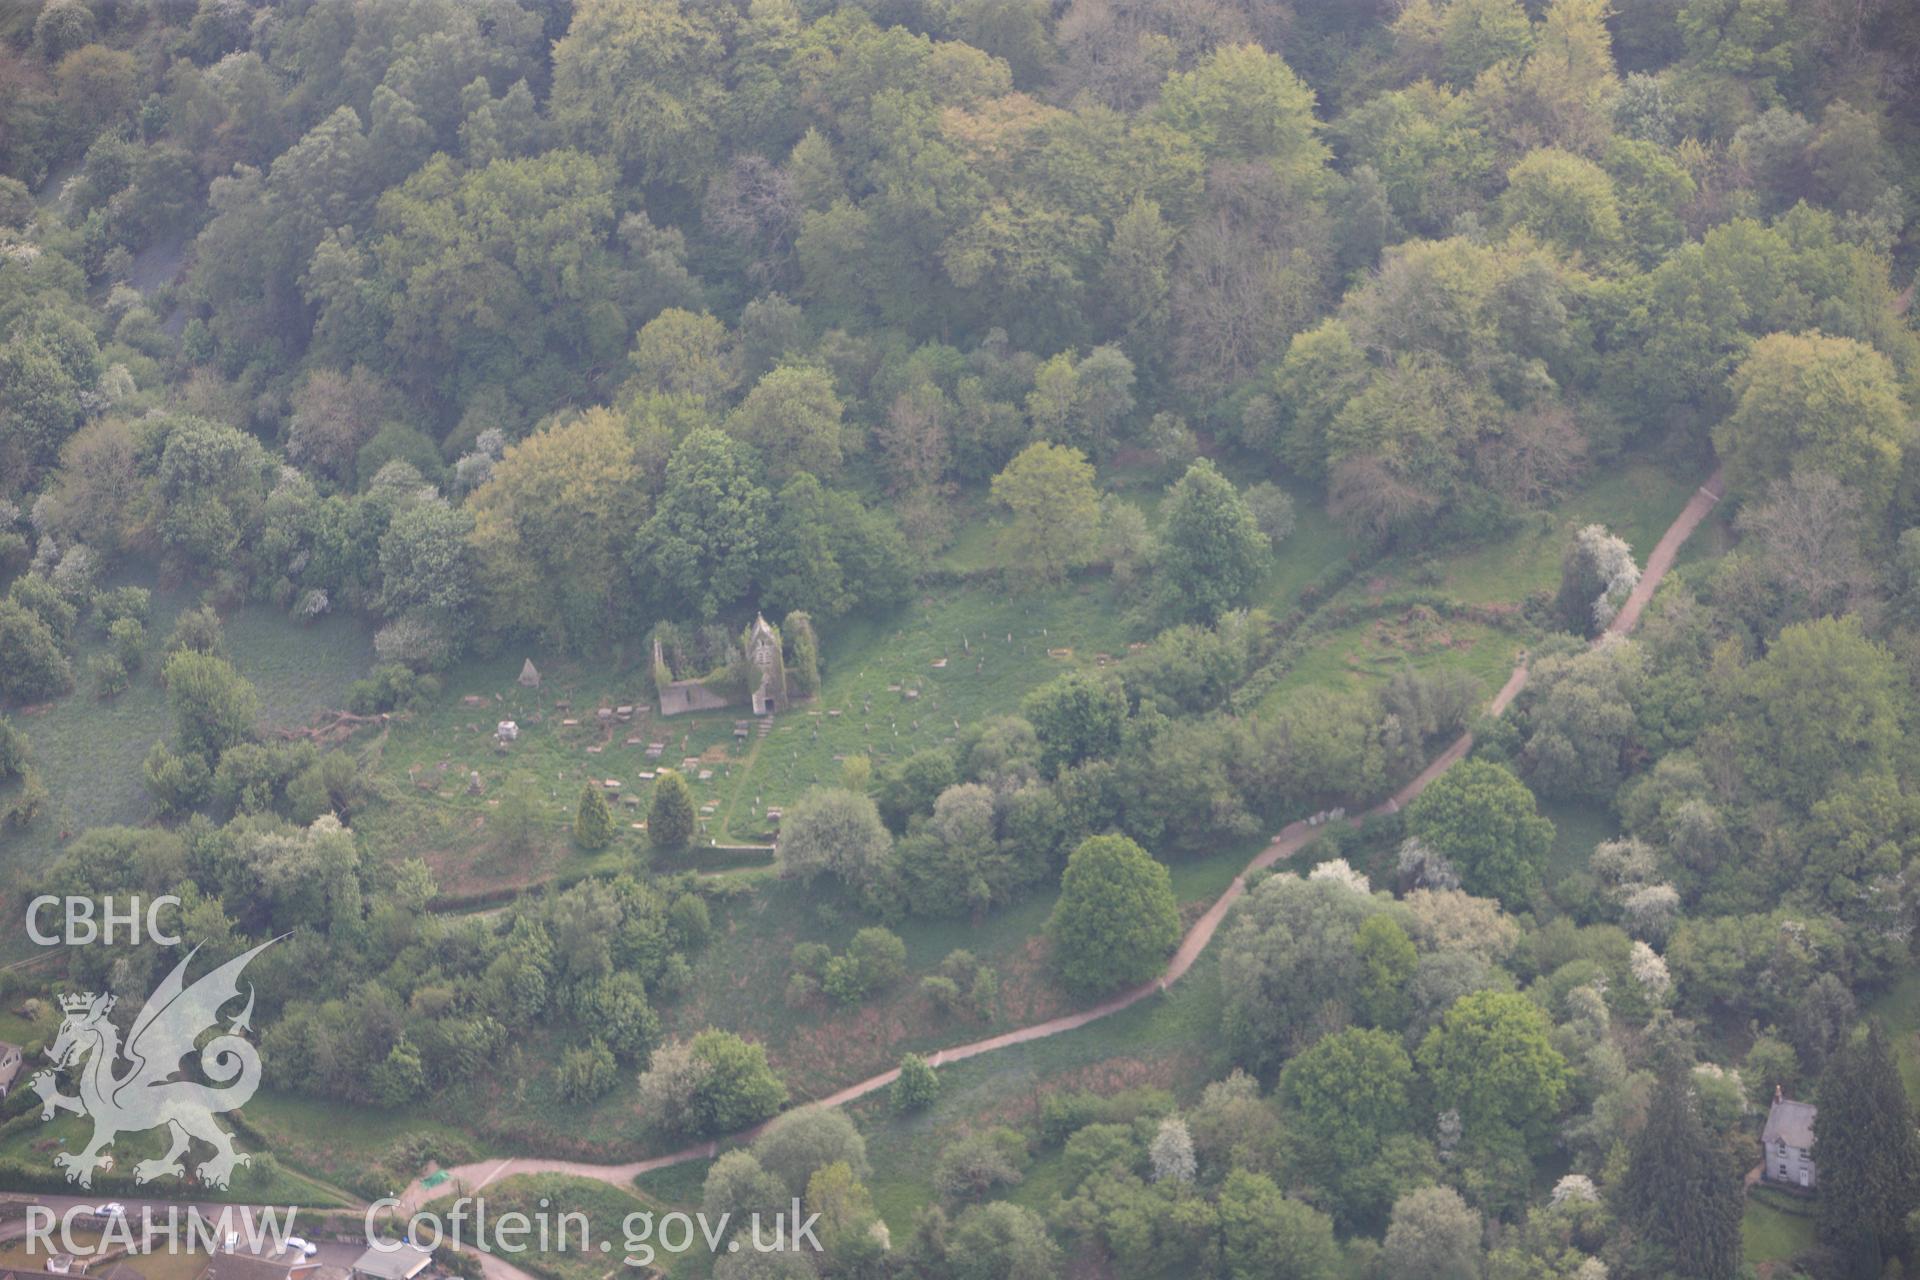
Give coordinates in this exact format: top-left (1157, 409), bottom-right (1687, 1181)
top-left (396, 467), bottom-right (1725, 1212)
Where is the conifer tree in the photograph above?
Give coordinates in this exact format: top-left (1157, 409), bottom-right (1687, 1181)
top-left (649, 768), bottom-right (697, 851)
top-left (1620, 1063), bottom-right (1743, 1280)
top-left (1819, 1024), bottom-right (1920, 1277)
top-left (575, 782), bottom-right (614, 850)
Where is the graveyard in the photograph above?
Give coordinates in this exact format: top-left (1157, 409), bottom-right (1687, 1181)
top-left (352, 579), bottom-right (1139, 901)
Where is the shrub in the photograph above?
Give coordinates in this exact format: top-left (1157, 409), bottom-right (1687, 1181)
top-left (0, 600), bottom-right (74, 702)
top-left (893, 1054), bottom-right (939, 1111)
top-left (348, 663), bottom-right (438, 714)
top-left (933, 1127), bottom-right (1028, 1201)
top-left (88, 652), bottom-right (128, 697)
top-left (790, 942), bottom-right (832, 976)
top-left (143, 741), bottom-right (210, 816)
top-left (689, 1029), bottom-right (788, 1135)
top-left (970, 966), bottom-right (1000, 1018)
top-left (0, 717), bottom-right (26, 781)
top-left (93, 585), bottom-right (150, 632)
top-left (556, 1039), bottom-right (618, 1102)
top-left (921, 974), bottom-right (964, 1014)
top-left (164, 604), bottom-right (224, 659)
top-left (668, 894), bottom-right (711, 948)
top-left (106, 617), bottom-right (145, 670)
top-left (820, 927), bottom-right (907, 1006)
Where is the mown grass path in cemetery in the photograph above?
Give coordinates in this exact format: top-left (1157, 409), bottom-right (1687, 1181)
top-left (395, 467), bottom-right (1724, 1209)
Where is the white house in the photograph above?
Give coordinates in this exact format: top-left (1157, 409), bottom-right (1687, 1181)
top-left (1761, 1088), bottom-right (1817, 1190)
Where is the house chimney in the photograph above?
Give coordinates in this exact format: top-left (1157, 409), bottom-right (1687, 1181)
top-left (1775, 1083), bottom-right (1784, 1103)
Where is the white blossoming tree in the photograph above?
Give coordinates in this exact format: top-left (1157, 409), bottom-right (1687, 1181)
top-left (1556, 523), bottom-right (1641, 636)
top-left (1629, 940), bottom-right (1671, 999)
top-left (1148, 1114), bottom-right (1196, 1184)
top-left (1308, 857), bottom-right (1370, 894)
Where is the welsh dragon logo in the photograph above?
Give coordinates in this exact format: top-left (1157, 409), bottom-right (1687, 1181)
top-left (30, 940), bottom-right (274, 1189)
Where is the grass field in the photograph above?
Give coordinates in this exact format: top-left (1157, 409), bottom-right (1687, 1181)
top-left (240, 1091), bottom-right (488, 1196)
top-left (1343, 460), bottom-right (1702, 609)
top-left (0, 452), bottom-right (1731, 1194)
top-left (849, 946), bottom-right (1227, 1232)
top-left (0, 1101), bottom-right (354, 1206)
top-left (1254, 611), bottom-right (1523, 716)
top-left (418, 1173), bottom-right (668, 1280)
top-left (1742, 1186), bottom-right (1817, 1266)
top-left (1538, 797), bottom-right (1619, 894)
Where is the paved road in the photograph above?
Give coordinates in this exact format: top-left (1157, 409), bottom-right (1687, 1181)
top-left (390, 463), bottom-right (1726, 1208)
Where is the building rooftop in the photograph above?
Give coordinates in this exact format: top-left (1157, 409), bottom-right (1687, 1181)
top-left (1763, 1096), bottom-right (1817, 1149)
top-left (348, 1246), bottom-right (432, 1280)
top-left (198, 1252), bottom-right (315, 1280)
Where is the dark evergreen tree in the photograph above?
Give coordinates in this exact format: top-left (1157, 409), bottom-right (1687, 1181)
top-left (1619, 1064), bottom-right (1744, 1280)
top-left (649, 768), bottom-right (697, 851)
top-left (1819, 1024), bottom-right (1920, 1277)
top-left (574, 782), bottom-right (614, 850)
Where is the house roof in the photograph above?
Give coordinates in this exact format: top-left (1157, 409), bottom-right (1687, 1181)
top-left (348, 1246), bottom-right (432, 1280)
top-left (0, 1042), bottom-right (20, 1092)
top-left (1763, 1097), bottom-right (1817, 1149)
top-left (198, 1252), bottom-right (315, 1280)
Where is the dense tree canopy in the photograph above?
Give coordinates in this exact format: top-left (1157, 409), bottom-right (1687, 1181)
top-left (6, 0), bottom-right (1920, 1273)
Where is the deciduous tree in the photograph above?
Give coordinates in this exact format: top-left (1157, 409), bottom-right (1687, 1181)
top-left (634, 428), bottom-right (769, 619)
top-left (1155, 459), bottom-right (1267, 624)
top-left (1716, 332), bottom-right (1910, 522)
top-left (1416, 990), bottom-right (1570, 1143)
top-left (1381, 1185), bottom-right (1483, 1280)
top-left (991, 442), bottom-right (1100, 583)
top-left (725, 364), bottom-right (845, 482)
top-left (1407, 760), bottom-right (1555, 906)
top-left (778, 786), bottom-right (892, 890)
top-left (1047, 834), bottom-right (1180, 995)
